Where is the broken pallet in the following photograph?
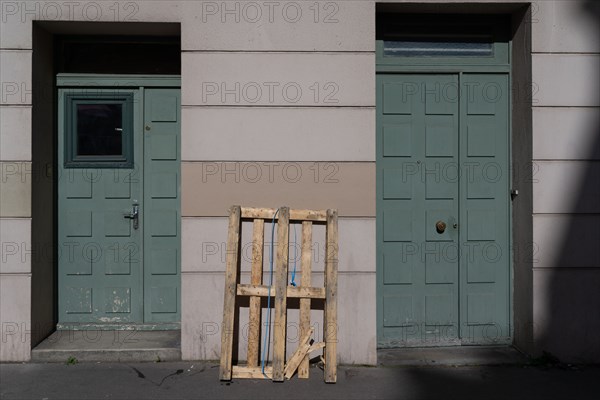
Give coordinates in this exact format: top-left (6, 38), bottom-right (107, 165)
top-left (219, 206), bottom-right (338, 383)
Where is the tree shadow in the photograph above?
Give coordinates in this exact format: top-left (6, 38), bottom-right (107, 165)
top-left (397, 364), bottom-right (600, 400)
top-left (535, 0), bottom-right (600, 363)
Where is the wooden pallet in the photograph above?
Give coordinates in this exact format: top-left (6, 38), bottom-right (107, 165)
top-left (219, 206), bottom-right (338, 383)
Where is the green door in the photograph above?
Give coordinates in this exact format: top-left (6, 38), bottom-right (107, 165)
top-left (377, 74), bottom-right (510, 346)
top-left (58, 86), bottom-right (181, 327)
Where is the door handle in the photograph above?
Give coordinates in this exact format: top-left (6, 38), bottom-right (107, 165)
top-left (124, 202), bottom-right (139, 230)
top-left (435, 220), bottom-right (447, 234)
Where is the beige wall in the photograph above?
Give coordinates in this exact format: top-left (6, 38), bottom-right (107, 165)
top-left (0, 35), bottom-right (32, 362)
top-left (178, 0), bottom-right (377, 365)
top-left (1, 0), bottom-right (599, 364)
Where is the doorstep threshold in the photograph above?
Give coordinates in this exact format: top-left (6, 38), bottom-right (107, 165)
top-left (31, 330), bottom-right (181, 363)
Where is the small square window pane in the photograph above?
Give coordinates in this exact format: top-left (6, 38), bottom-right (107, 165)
top-left (384, 41), bottom-right (493, 57)
top-left (76, 104), bottom-right (123, 156)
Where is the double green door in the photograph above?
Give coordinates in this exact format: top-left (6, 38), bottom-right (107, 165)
top-left (377, 74), bottom-right (510, 346)
top-left (58, 86), bottom-right (181, 326)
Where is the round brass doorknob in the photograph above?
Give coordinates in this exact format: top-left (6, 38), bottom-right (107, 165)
top-left (436, 221), bottom-right (447, 233)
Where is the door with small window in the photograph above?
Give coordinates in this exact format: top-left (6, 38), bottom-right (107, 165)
top-left (57, 79), bottom-right (181, 328)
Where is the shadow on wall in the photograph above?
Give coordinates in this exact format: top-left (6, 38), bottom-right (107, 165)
top-left (535, 0), bottom-right (600, 363)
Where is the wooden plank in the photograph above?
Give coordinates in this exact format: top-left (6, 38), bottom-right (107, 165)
top-left (283, 327), bottom-right (314, 380)
top-left (247, 219), bottom-right (264, 367)
top-left (324, 209), bottom-right (338, 383)
top-left (241, 207), bottom-right (327, 222)
top-left (219, 205), bottom-right (241, 381)
top-left (287, 341), bottom-right (326, 380)
top-left (232, 366), bottom-right (272, 379)
top-left (298, 221), bottom-right (313, 379)
top-left (307, 342), bottom-right (326, 354)
top-left (272, 207), bottom-right (290, 382)
top-left (237, 284), bottom-right (325, 299)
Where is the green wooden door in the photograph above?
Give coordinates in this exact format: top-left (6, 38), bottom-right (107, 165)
top-left (377, 74), bottom-right (510, 346)
top-left (143, 88), bottom-right (181, 323)
top-left (459, 74), bottom-right (510, 344)
top-left (58, 86), bottom-right (181, 327)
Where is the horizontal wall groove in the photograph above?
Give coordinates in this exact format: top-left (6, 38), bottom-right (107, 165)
top-left (181, 50), bottom-right (375, 55)
top-left (533, 159), bottom-right (600, 162)
top-left (532, 52), bottom-right (600, 55)
top-left (0, 272), bottom-right (31, 277)
top-left (183, 215), bottom-right (375, 218)
top-left (532, 106), bottom-right (600, 109)
top-left (181, 271), bottom-right (375, 275)
top-left (181, 160), bottom-right (375, 164)
top-left (181, 216), bottom-right (376, 219)
top-left (533, 267), bottom-right (600, 271)
top-left (181, 105), bottom-right (376, 109)
top-left (533, 213), bottom-right (600, 216)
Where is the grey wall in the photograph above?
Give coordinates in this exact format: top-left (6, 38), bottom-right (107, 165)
top-left (511, 5), bottom-right (534, 356)
top-left (530, 0), bottom-right (600, 362)
top-left (31, 24), bottom-right (56, 348)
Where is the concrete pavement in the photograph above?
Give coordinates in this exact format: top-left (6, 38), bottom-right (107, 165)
top-left (2, 361), bottom-right (599, 400)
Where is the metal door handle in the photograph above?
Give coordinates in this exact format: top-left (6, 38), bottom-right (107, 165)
top-left (436, 221), bottom-right (446, 234)
top-left (124, 202), bottom-right (139, 230)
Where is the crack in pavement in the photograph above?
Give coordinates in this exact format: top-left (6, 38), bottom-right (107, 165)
top-left (129, 366), bottom-right (184, 387)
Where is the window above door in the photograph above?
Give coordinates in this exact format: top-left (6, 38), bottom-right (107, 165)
top-left (383, 38), bottom-right (494, 57)
top-left (376, 14), bottom-right (510, 67)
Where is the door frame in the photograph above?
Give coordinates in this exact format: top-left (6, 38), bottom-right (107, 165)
top-left (375, 19), bottom-right (514, 348)
top-left (55, 74), bottom-right (181, 330)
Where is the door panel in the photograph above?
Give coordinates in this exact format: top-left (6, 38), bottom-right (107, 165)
top-left (143, 88), bottom-right (181, 323)
top-left (378, 74), bottom-right (460, 346)
top-left (377, 73), bottom-right (510, 347)
top-left (459, 74), bottom-right (510, 343)
top-left (58, 90), bottom-right (143, 324)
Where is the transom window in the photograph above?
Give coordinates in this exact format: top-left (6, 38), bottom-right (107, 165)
top-left (376, 13), bottom-right (510, 66)
top-left (383, 39), bottom-right (493, 57)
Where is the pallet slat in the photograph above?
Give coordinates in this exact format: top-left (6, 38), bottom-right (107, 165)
top-left (298, 221), bottom-right (313, 379)
top-left (284, 327), bottom-right (314, 380)
top-left (241, 207), bottom-right (327, 221)
top-left (219, 205), bottom-right (241, 381)
top-left (237, 284), bottom-right (325, 299)
top-left (307, 342), bottom-right (326, 353)
top-left (232, 366), bottom-right (273, 379)
top-left (247, 219), bottom-right (264, 367)
top-left (324, 209), bottom-right (338, 383)
top-left (272, 207), bottom-right (290, 382)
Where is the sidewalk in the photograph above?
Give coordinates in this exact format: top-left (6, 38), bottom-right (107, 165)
top-left (2, 360), bottom-right (599, 400)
